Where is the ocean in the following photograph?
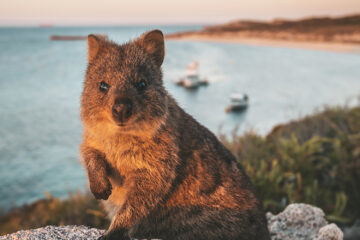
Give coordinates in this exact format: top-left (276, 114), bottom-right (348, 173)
top-left (0, 26), bottom-right (360, 209)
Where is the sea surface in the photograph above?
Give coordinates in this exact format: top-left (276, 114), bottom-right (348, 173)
top-left (1, 26), bottom-right (360, 209)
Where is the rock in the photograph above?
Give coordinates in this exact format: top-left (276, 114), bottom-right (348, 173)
top-left (267, 203), bottom-right (343, 240)
top-left (315, 223), bottom-right (343, 240)
top-left (0, 204), bottom-right (344, 240)
top-left (0, 225), bottom-right (104, 240)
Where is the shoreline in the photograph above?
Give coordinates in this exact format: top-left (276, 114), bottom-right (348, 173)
top-left (166, 34), bottom-right (360, 54)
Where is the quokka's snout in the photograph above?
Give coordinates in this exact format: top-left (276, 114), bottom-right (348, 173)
top-left (112, 97), bottom-right (133, 125)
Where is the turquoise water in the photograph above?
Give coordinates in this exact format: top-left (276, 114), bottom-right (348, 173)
top-left (0, 26), bottom-right (360, 209)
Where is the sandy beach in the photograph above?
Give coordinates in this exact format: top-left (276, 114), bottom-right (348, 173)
top-left (166, 14), bottom-right (360, 54)
top-left (166, 33), bottom-right (360, 54)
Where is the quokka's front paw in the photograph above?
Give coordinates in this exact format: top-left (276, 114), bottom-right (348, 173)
top-left (90, 178), bottom-right (112, 200)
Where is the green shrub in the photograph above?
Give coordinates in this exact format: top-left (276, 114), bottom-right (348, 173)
top-left (0, 191), bottom-right (109, 235)
top-left (223, 105), bottom-right (360, 224)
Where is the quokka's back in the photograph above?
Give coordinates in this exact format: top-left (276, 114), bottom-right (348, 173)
top-left (80, 29), bottom-right (270, 240)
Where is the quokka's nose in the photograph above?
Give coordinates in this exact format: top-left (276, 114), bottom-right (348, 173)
top-left (112, 98), bottom-right (133, 123)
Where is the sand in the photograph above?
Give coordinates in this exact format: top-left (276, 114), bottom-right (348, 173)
top-left (166, 33), bottom-right (360, 54)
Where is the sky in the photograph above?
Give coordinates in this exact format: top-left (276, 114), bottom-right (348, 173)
top-left (0, 0), bottom-right (359, 26)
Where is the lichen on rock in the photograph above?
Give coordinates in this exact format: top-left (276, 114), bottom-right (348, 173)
top-left (267, 203), bottom-right (343, 240)
top-left (0, 204), bottom-right (344, 240)
top-left (315, 223), bottom-right (343, 240)
top-left (0, 225), bottom-right (104, 240)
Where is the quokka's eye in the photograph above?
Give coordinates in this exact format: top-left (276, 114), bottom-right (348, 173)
top-left (99, 81), bottom-right (110, 92)
top-left (136, 80), bottom-right (147, 91)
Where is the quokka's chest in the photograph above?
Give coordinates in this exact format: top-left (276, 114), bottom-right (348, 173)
top-left (103, 143), bottom-right (148, 171)
top-left (101, 137), bottom-right (174, 172)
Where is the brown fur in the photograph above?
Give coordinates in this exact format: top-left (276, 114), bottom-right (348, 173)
top-left (80, 30), bottom-right (270, 240)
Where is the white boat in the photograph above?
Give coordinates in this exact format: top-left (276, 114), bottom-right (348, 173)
top-left (226, 93), bottom-right (249, 112)
top-left (175, 61), bottom-right (208, 89)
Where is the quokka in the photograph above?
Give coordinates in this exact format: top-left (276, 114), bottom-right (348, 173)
top-left (80, 30), bottom-right (270, 240)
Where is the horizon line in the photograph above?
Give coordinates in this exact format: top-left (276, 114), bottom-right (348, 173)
top-left (0, 12), bottom-right (359, 27)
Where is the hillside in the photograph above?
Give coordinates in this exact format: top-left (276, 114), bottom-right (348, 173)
top-left (167, 14), bottom-right (360, 45)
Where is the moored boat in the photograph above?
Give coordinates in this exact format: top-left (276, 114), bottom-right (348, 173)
top-left (175, 61), bottom-right (208, 89)
top-left (226, 93), bottom-right (249, 112)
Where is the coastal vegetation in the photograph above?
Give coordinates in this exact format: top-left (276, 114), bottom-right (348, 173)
top-left (1, 104), bottom-right (359, 235)
top-left (223, 104), bottom-right (360, 225)
top-left (0, 191), bottom-right (109, 235)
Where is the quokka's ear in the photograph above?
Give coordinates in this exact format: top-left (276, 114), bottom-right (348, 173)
top-left (137, 30), bottom-right (165, 66)
top-left (87, 34), bottom-right (107, 62)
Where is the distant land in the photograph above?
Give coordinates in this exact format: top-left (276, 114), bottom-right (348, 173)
top-left (166, 14), bottom-right (360, 53)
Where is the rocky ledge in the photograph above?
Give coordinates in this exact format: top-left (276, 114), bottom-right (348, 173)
top-left (0, 203), bottom-right (343, 240)
top-left (267, 203), bottom-right (343, 240)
